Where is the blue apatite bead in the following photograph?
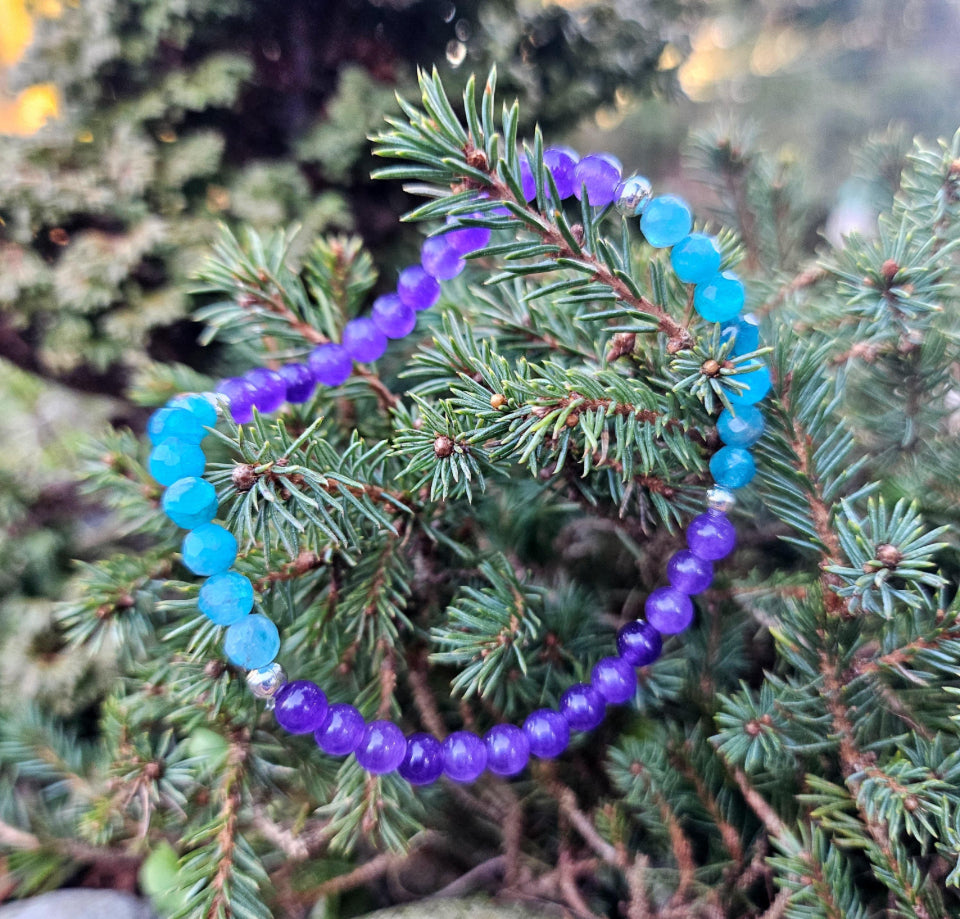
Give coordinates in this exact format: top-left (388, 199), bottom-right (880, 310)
top-left (722, 313), bottom-right (760, 356)
top-left (198, 571), bottom-right (254, 625)
top-left (640, 195), bottom-right (692, 248)
top-left (223, 613), bottom-right (279, 669)
top-left (728, 361), bottom-right (772, 406)
top-left (709, 446), bottom-right (756, 489)
top-left (162, 476), bottom-right (218, 529)
top-left (717, 405), bottom-right (765, 446)
top-left (148, 439), bottom-right (206, 486)
top-left (182, 523), bottom-right (238, 576)
top-left (671, 234), bottom-right (721, 283)
top-left (694, 272), bottom-right (745, 323)
top-left (147, 406), bottom-right (206, 445)
top-left (170, 393), bottom-right (219, 428)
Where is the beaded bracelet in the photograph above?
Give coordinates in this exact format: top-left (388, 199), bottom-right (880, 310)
top-left (146, 145), bottom-right (771, 785)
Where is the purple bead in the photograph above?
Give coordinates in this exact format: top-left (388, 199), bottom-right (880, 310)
top-left (397, 266), bottom-right (441, 312)
top-left (667, 549), bottom-right (714, 595)
top-left (443, 215), bottom-right (491, 255)
top-left (687, 511), bottom-right (737, 561)
top-left (591, 656), bottom-right (637, 704)
top-left (645, 586), bottom-right (694, 635)
top-left (244, 368), bottom-right (286, 414)
top-left (543, 146), bottom-right (579, 199)
top-left (522, 709), bottom-right (570, 759)
top-left (278, 363), bottom-right (315, 404)
top-left (218, 376), bottom-right (258, 424)
top-left (342, 317), bottom-right (387, 363)
top-left (560, 683), bottom-right (606, 731)
top-left (573, 153), bottom-right (622, 207)
top-left (616, 620), bottom-right (663, 667)
top-left (421, 235), bottom-right (466, 280)
top-left (355, 720), bottom-right (407, 774)
top-left (484, 724), bottom-right (530, 776)
top-left (371, 293), bottom-right (417, 340)
top-left (308, 343), bottom-right (353, 387)
top-left (274, 680), bottom-right (328, 734)
top-left (315, 703), bottom-right (364, 756)
top-left (443, 730), bottom-right (487, 783)
top-left (399, 733), bottom-right (444, 785)
top-left (518, 155), bottom-right (537, 201)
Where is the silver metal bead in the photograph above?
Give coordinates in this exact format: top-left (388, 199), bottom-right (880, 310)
top-left (246, 663), bottom-right (286, 705)
top-left (706, 486), bottom-right (736, 513)
top-left (615, 175), bottom-right (653, 217)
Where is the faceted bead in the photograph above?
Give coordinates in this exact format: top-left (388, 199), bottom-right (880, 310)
top-left (671, 234), bottom-right (722, 283)
top-left (217, 377), bottom-right (258, 424)
top-left (198, 571), bottom-right (254, 625)
top-left (616, 619), bottom-right (663, 667)
top-left (245, 368), bottom-right (287, 415)
top-left (722, 313), bottom-right (760, 356)
top-left (170, 393), bottom-right (220, 428)
top-left (442, 730), bottom-right (487, 783)
top-left (397, 266), bottom-right (441, 311)
top-left (710, 446), bottom-right (756, 489)
top-left (706, 485), bottom-right (737, 513)
top-left (645, 586), bottom-right (694, 635)
top-left (278, 363), bottom-right (315, 404)
top-left (148, 438), bottom-right (206, 486)
top-left (543, 145), bottom-right (579, 199)
top-left (315, 704), bottom-right (365, 756)
top-left (518, 155), bottom-right (537, 202)
top-left (308, 343), bottom-right (353, 387)
top-left (274, 680), bottom-right (328, 734)
top-left (717, 405), bottom-right (765, 447)
top-left (342, 317), bottom-right (387, 363)
top-left (421, 234), bottom-right (466, 280)
top-left (560, 683), bottom-right (606, 731)
top-left (573, 153), bottom-right (622, 207)
top-left (162, 476), bottom-right (218, 529)
top-left (484, 724), bottom-right (530, 776)
top-left (728, 361), bottom-right (772, 406)
top-left (443, 214), bottom-right (491, 255)
top-left (590, 656), bottom-right (637, 704)
top-left (147, 406), bottom-right (206, 445)
top-left (667, 549), bottom-right (713, 595)
top-left (182, 523), bottom-right (238, 576)
top-left (694, 271), bottom-right (745, 323)
top-left (614, 175), bottom-right (653, 217)
top-left (223, 614), bottom-right (280, 670)
top-left (399, 733), bottom-right (445, 785)
top-left (687, 512), bottom-right (736, 561)
top-left (372, 293), bottom-right (417, 339)
top-left (246, 662), bottom-right (286, 699)
top-left (356, 720), bottom-right (407, 774)
top-left (523, 709), bottom-right (570, 759)
top-left (640, 195), bottom-right (693, 248)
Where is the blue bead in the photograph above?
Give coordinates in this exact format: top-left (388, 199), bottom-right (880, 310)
top-left (169, 393), bottom-right (219, 428)
top-left (523, 709), bottom-right (570, 759)
top-left (484, 724), bottom-right (530, 776)
top-left (182, 523), bottom-right (238, 576)
top-left (342, 317), bottom-right (387, 363)
top-left (148, 438), bottom-right (206, 486)
top-left (308, 343), bottom-right (353, 388)
top-left (356, 721), bottom-right (407, 774)
top-left (443, 730), bottom-right (487, 783)
top-left (710, 446), bottom-right (756, 489)
top-left (162, 476), bottom-right (218, 529)
top-left (198, 571), bottom-right (254, 625)
top-left (560, 683), bottom-right (606, 731)
top-left (371, 293), bottom-right (417, 339)
top-left (315, 704), bottom-right (364, 756)
top-left (147, 406), bottom-right (206, 445)
top-left (640, 195), bottom-right (693, 248)
top-left (399, 733), bottom-right (445, 785)
top-left (671, 234), bottom-right (721, 283)
top-left (694, 271), bottom-right (745, 323)
top-left (717, 405), bottom-right (765, 446)
top-left (728, 361), bottom-right (772, 406)
top-left (590, 656), bottom-right (637, 704)
top-left (223, 613), bottom-right (280, 669)
top-left (722, 313), bottom-right (760, 356)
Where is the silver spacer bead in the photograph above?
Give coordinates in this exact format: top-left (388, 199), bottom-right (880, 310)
top-left (615, 175), bottom-right (653, 217)
top-left (246, 663), bottom-right (287, 707)
top-left (706, 485), bottom-right (736, 513)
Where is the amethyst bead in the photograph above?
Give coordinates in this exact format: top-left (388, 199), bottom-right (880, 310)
top-left (518, 155), bottom-right (537, 201)
top-left (399, 733), bottom-right (445, 785)
top-left (616, 620), bottom-right (663, 667)
top-left (645, 586), bottom-right (695, 635)
top-left (543, 145), bottom-right (579, 199)
top-left (278, 363), bottom-right (315, 403)
top-left (218, 377), bottom-right (258, 424)
top-left (687, 511), bottom-right (737, 561)
top-left (308, 343), bottom-right (353, 387)
top-left (245, 368), bottom-right (287, 415)
top-left (523, 709), bottom-right (570, 759)
top-left (421, 235), bottom-right (466, 280)
top-left (315, 704), bottom-right (365, 756)
top-left (667, 549), bottom-right (714, 595)
top-left (573, 153), bottom-right (622, 207)
top-left (274, 680), bottom-right (329, 734)
top-left (560, 683), bottom-right (606, 731)
top-left (443, 215), bottom-right (491, 255)
top-left (356, 720), bottom-right (407, 774)
top-left (342, 317), bottom-right (388, 363)
top-left (443, 730), bottom-right (487, 783)
top-left (591, 656), bottom-right (637, 704)
top-left (397, 266), bottom-right (441, 311)
top-left (484, 724), bottom-right (530, 776)
top-left (371, 293), bottom-right (417, 339)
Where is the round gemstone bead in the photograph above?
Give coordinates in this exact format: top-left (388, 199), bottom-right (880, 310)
top-left (560, 683), bottom-right (606, 731)
top-left (217, 377), bottom-right (258, 424)
top-left (356, 720), bottom-right (407, 774)
top-left (274, 680), bottom-right (329, 734)
top-left (315, 704), bottom-right (365, 756)
top-left (421, 234), bottom-right (466, 280)
top-left (707, 485), bottom-right (737, 513)
top-left (722, 313), bottom-right (760, 356)
top-left (645, 586), bottom-right (694, 635)
top-left (484, 724), bottom-right (530, 776)
top-left (728, 361), bottom-right (772, 406)
top-left (442, 730), bottom-right (487, 783)
top-left (170, 393), bottom-right (219, 428)
top-left (694, 271), bottom-right (745, 323)
top-left (245, 368), bottom-right (287, 415)
top-left (614, 174), bottom-right (653, 216)
top-left (523, 709), bottom-right (570, 759)
top-left (147, 406), bottom-right (206, 445)
top-left (443, 215), bottom-right (491, 255)
top-left (717, 405), bottom-right (765, 447)
top-left (397, 266), bottom-right (441, 311)
top-left (687, 512), bottom-right (736, 561)
top-left (573, 152), bottom-right (622, 207)
top-left (182, 523), bottom-right (238, 576)
top-left (590, 656), bottom-right (637, 704)
top-left (223, 613), bottom-right (280, 670)
top-left (342, 317), bottom-right (387, 363)
top-left (616, 619), bottom-right (663, 667)
top-left (518, 155), bottom-right (537, 202)
top-left (278, 363), bottom-right (315, 404)
top-left (666, 549), bottom-right (714, 595)
top-left (399, 733), bottom-right (445, 785)
top-left (308, 343), bottom-right (353, 387)
top-left (246, 662), bottom-right (286, 699)
top-left (710, 446), bottom-right (757, 489)
top-left (198, 571), bottom-right (255, 625)
top-left (372, 293), bottom-right (417, 339)
top-left (543, 145), bottom-right (578, 199)
top-left (671, 234), bottom-right (722, 283)
top-left (148, 438), bottom-right (206, 486)
top-left (640, 195), bottom-right (693, 248)
top-left (162, 476), bottom-right (218, 529)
